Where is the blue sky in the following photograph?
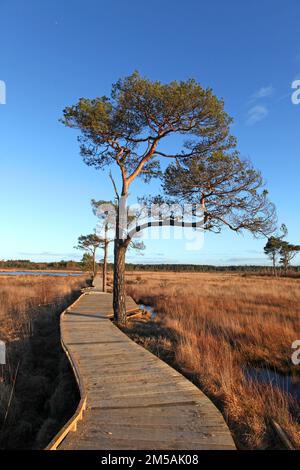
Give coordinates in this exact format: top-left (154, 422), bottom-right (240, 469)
top-left (1, 0), bottom-right (300, 265)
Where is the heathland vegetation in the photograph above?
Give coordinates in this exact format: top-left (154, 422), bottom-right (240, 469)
top-left (123, 271), bottom-right (300, 449)
top-left (0, 274), bottom-right (89, 449)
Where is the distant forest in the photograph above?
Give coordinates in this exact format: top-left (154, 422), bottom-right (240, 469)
top-left (1, 259), bottom-right (300, 273)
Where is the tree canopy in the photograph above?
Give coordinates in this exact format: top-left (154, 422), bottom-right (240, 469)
top-left (162, 153), bottom-right (276, 237)
top-left (75, 233), bottom-right (103, 277)
top-left (279, 241), bottom-right (300, 272)
top-left (264, 224), bottom-right (287, 274)
top-left (264, 225), bottom-right (300, 273)
top-left (91, 198), bottom-right (145, 252)
top-left (61, 71), bottom-right (236, 196)
top-left (81, 252), bottom-right (94, 272)
top-left (75, 234), bottom-right (104, 253)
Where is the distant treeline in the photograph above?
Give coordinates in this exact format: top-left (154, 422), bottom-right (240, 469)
top-left (0, 259), bottom-right (81, 270)
top-left (124, 263), bottom-right (300, 273)
top-left (1, 259), bottom-right (300, 273)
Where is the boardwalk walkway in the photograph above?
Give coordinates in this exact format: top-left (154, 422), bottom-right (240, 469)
top-left (49, 275), bottom-right (235, 450)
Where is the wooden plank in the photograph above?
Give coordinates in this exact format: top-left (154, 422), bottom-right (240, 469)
top-left (47, 274), bottom-right (235, 450)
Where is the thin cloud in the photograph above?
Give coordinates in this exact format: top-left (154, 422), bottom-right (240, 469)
top-left (245, 85), bottom-right (274, 125)
top-left (246, 105), bottom-right (268, 125)
top-left (251, 85), bottom-right (274, 101)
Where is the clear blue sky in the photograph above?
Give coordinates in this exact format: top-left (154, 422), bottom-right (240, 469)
top-left (1, 0), bottom-right (300, 265)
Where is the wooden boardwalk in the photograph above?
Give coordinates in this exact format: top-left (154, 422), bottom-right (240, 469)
top-left (49, 275), bottom-right (235, 450)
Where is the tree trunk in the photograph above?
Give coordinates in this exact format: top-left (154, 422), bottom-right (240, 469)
top-left (283, 253), bottom-right (288, 274)
top-left (272, 255), bottom-right (276, 277)
top-left (285, 259), bottom-right (288, 274)
top-left (92, 249), bottom-right (96, 279)
top-left (113, 192), bottom-right (129, 326)
top-left (113, 240), bottom-right (127, 326)
top-left (103, 239), bottom-right (108, 293)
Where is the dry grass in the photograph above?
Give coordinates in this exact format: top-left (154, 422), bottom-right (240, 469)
top-left (125, 271), bottom-right (300, 449)
top-left (0, 274), bottom-right (89, 449)
top-left (0, 274), bottom-right (88, 343)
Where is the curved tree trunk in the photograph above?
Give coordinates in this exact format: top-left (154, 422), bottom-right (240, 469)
top-left (113, 240), bottom-right (127, 326)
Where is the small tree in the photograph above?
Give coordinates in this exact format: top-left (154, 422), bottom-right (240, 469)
top-left (279, 241), bottom-right (300, 274)
top-left (81, 252), bottom-right (94, 272)
top-left (264, 237), bottom-right (282, 276)
top-left (264, 224), bottom-right (287, 275)
top-left (75, 234), bottom-right (103, 278)
top-left (62, 72), bottom-right (236, 325)
top-left (91, 198), bottom-right (145, 292)
top-left (91, 199), bottom-right (114, 293)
